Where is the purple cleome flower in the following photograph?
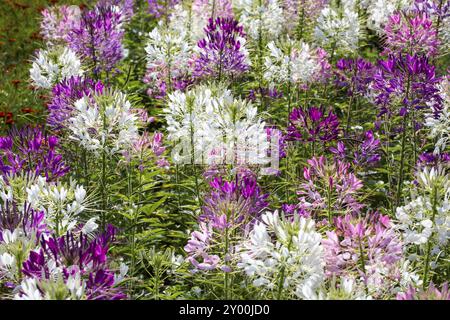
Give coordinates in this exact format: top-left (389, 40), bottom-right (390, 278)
top-left (383, 12), bottom-right (439, 57)
top-left (287, 106), bottom-right (340, 143)
top-left (330, 131), bottom-right (381, 167)
top-left (397, 282), bottom-right (450, 300)
top-left (193, 17), bottom-right (249, 80)
top-left (372, 54), bottom-right (443, 117)
top-left (0, 202), bottom-right (47, 244)
top-left (0, 126), bottom-right (69, 182)
top-left (297, 156), bottom-right (364, 218)
top-left (323, 213), bottom-right (403, 291)
top-left (184, 222), bottom-right (220, 271)
top-left (417, 151), bottom-right (450, 168)
top-left (98, 0), bottom-right (135, 22)
top-left (147, 0), bottom-right (180, 18)
top-left (200, 171), bottom-right (269, 230)
top-left (335, 58), bottom-right (375, 96)
top-left (21, 225), bottom-right (126, 300)
top-left (47, 76), bottom-right (104, 129)
top-left (68, 4), bottom-right (124, 74)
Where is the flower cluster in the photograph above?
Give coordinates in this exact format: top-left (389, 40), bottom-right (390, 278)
top-left (396, 166), bottom-right (449, 263)
top-left (47, 76), bottom-right (104, 129)
top-left (323, 213), bottom-right (404, 297)
top-left (184, 221), bottom-right (226, 272)
top-left (264, 40), bottom-right (322, 87)
top-left (233, 0), bottom-right (284, 42)
top-left (30, 47), bottom-right (83, 90)
top-left (238, 211), bottom-right (325, 299)
top-left (0, 120), bottom-right (126, 300)
top-left (40, 5), bottom-right (81, 46)
top-left (335, 58), bottom-right (375, 97)
top-left (0, 126), bottom-right (69, 182)
top-left (144, 23), bottom-right (193, 99)
top-left (200, 171), bottom-right (269, 229)
top-left (314, 4), bottom-right (361, 54)
top-left (363, 0), bottom-right (411, 34)
top-left (297, 156), bottom-right (364, 218)
top-left (193, 17), bottom-right (250, 80)
top-left (383, 12), bottom-right (439, 56)
top-left (68, 4), bottom-right (125, 74)
top-left (372, 54), bottom-right (442, 117)
top-left (286, 106), bottom-right (340, 143)
top-left (67, 90), bottom-right (140, 156)
top-left (164, 85), bottom-right (269, 166)
top-left (4, 0), bottom-right (450, 301)
top-left (98, 0), bottom-right (135, 22)
top-left (0, 203), bottom-right (46, 285)
top-left (397, 282), bottom-right (450, 300)
top-left (16, 225), bottom-right (127, 300)
top-left (26, 177), bottom-right (88, 236)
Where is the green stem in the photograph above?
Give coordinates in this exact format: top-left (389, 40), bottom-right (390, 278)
top-left (257, 0), bottom-right (264, 110)
top-left (358, 235), bottom-right (369, 293)
top-left (285, 45), bottom-right (293, 203)
top-left (327, 181), bottom-right (332, 223)
top-left (297, 7), bottom-right (305, 41)
top-left (345, 61), bottom-right (358, 135)
top-left (276, 237), bottom-right (293, 299)
top-left (128, 160), bottom-right (138, 295)
top-left (189, 114), bottom-right (202, 211)
top-left (383, 115), bottom-right (393, 211)
top-left (224, 226), bottom-right (229, 300)
top-left (395, 114), bottom-right (408, 207)
top-left (175, 164), bottom-right (182, 213)
top-left (411, 107), bottom-right (417, 165)
top-left (396, 75), bottom-right (411, 206)
top-left (211, 0), bottom-right (216, 19)
top-left (101, 148), bottom-right (107, 228)
top-left (435, 0), bottom-right (444, 41)
top-left (101, 104), bottom-right (107, 229)
top-left (83, 149), bottom-right (90, 187)
top-left (423, 185), bottom-right (438, 289)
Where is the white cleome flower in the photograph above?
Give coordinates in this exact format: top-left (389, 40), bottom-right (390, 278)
top-left (441, 14), bottom-right (450, 51)
top-left (425, 78), bottom-right (450, 155)
top-left (15, 269), bottom-right (86, 300)
top-left (65, 271), bottom-right (85, 299)
top-left (264, 39), bottom-right (319, 86)
top-left (395, 167), bottom-right (450, 258)
top-left (233, 0), bottom-right (284, 42)
top-left (67, 90), bottom-right (140, 156)
top-left (396, 196), bottom-right (436, 245)
top-left (15, 278), bottom-right (43, 300)
top-left (169, 4), bottom-right (204, 43)
top-left (237, 211), bottom-right (325, 299)
top-left (30, 46), bottom-right (83, 89)
top-left (302, 275), bottom-right (372, 300)
top-left (362, 0), bottom-right (412, 34)
top-left (314, 5), bottom-right (361, 54)
top-left (165, 85), bottom-right (270, 166)
top-left (145, 22), bottom-right (193, 80)
top-left (26, 177), bottom-right (88, 236)
top-left (0, 252), bottom-right (17, 280)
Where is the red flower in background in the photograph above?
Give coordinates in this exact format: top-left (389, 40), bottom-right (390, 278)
top-left (1, 112), bottom-right (14, 125)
